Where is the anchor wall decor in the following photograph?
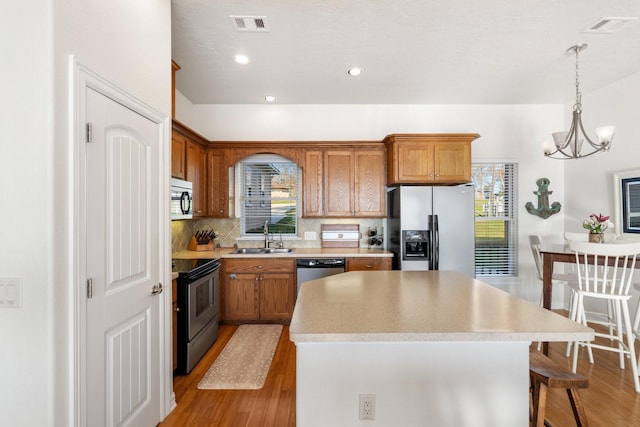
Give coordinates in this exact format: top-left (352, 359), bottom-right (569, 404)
top-left (525, 177), bottom-right (561, 219)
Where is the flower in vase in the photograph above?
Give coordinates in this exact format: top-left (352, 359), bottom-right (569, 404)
top-left (582, 213), bottom-right (613, 234)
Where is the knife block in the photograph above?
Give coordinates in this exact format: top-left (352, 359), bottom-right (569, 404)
top-left (188, 237), bottom-right (214, 251)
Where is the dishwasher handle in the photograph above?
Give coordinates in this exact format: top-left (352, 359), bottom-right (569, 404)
top-left (296, 258), bottom-right (346, 268)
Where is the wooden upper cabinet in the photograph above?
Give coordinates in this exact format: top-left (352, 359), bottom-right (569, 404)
top-left (303, 146), bottom-right (386, 218)
top-left (186, 141), bottom-right (207, 217)
top-left (171, 133), bottom-right (186, 179)
top-left (207, 148), bottom-right (229, 218)
top-left (433, 142), bottom-right (472, 183)
top-left (354, 149), bottom-right (386, 217)
top-left (384, 134), bottom-right (479, 185)
top-left (173, 120), bottom-right (210, 215)
top-left (324, 150), bottom-right (354, 216)
top-left (302, 150), bottom-right (324, 217)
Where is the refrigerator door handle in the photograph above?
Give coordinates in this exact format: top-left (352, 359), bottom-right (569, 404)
top-left (433, 215), bottom-right (439, 270)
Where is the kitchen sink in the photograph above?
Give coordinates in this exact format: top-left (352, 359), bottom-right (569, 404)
top-left (264, 248), bottom-right (295, 254)
top-left (230, 248), bottom-right (295, 255)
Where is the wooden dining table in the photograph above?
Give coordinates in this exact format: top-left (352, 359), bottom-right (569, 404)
top-left (539, 241), bottom-right (640, 354)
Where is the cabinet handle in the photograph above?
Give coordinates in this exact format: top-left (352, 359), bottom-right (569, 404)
top-left (174, 307), bottom-right (180, 312)
top-left (258, 265), bottom-right (263, 269)
top-left (230, 274), bottom-right (237, 280)
top-left (365, 264), bottom-right (373, 268)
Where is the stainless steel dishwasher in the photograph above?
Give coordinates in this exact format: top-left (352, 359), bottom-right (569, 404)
top-left (296, 258), bottom-right (346, 294)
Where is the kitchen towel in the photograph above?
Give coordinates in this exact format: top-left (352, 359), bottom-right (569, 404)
top-left (197, 324), bottom-right (283, 390)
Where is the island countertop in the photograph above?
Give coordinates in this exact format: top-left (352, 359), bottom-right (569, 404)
top-left (289, 270), bottom-right (593, 343)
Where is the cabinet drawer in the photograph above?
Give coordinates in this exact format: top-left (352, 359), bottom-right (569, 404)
top-left (225, 258), bottom-right (295, 273)
top-left (346, 257), bottom-right (392, 271)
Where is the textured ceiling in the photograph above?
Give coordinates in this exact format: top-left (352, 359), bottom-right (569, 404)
top-left (171, 0), bottom-right (640, 104)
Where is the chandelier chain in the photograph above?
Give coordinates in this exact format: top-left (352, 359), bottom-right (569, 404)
top-left (574, 46), bottom-right (581, 111)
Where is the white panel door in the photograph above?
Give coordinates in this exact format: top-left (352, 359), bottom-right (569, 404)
top-left (85, 87), bottom-right (161, 427)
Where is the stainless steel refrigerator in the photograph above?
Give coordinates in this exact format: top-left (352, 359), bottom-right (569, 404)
top-left (386, 185), bottom-right (475, 277)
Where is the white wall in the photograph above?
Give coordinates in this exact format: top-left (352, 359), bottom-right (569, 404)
top-left (0, 1), bottom-right (171, 426)
top-left (564, 71), bottom-right (640, 310)
top-left (564, 71), bottom-right (640, 232)
top-left (185, 103), bottom-right (567, 304)
top-left (0, 2), bottom-right (53, 426)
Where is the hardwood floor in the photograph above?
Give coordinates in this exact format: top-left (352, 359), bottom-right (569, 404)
top-left (535, 338), bottom-right (640, 426)
top-left (160, 323), bottom-right (640, 427)
top-left (160, 325), bottom-right (295, 427)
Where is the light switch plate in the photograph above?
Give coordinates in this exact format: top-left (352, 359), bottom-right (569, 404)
top-left (0, 277), bottom-right (22, 308)
top-left (304, 231), bottom-right (317, 241)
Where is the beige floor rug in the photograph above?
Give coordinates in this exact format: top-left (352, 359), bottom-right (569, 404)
top-left (198, 324), bottom-right (283, 390)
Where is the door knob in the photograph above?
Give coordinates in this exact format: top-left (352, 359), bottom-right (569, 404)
top-left (151, 283), bottom-right (163, 295)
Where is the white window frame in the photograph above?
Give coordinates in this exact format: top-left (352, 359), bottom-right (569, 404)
top-left (472, 162), bottom-right (518, 277)
top-left (236, 154), bottom-right (300, 238)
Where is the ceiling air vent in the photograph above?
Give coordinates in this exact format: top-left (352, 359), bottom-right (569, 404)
top-left (229, 15), bottom-right (269, 32)
top-left (583, 17), bottom-right (637, 34)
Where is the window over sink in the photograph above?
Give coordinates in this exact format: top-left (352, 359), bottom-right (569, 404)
top-left (237, 154), bottom-right (299, 237)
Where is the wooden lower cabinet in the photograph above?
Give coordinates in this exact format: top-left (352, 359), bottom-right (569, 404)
top-left (223, 258), bottom-right (295, 323)
top-left (346, 257), bottom-right (392, 271)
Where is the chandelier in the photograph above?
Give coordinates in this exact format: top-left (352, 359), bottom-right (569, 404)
top-left (544, 44), bottom-right (615, 159)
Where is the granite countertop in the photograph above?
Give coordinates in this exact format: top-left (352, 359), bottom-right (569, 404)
top-left (289, 270), bottom-right (594, 344)
top-left (172, 247), bottom-right (393, 259)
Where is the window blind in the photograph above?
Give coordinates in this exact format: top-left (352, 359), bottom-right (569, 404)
top-left (472, 163), bottom-right (518, 276)
top-left (240, 159), bottom-right (298, 235)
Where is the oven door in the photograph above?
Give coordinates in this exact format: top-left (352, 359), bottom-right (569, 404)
top-left (186, 267), bottom-right (219, 341)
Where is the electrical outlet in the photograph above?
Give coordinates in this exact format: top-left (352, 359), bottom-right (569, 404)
top-left (359, 394), bottom-right (376, 420)
top-left (304, 231), bottom-right (317, 241)
top-left (0, 277), bottom-right (22, 308)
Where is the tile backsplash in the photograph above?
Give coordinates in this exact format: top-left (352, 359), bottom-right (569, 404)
top-left (171, 217), bottom-right (385, 252)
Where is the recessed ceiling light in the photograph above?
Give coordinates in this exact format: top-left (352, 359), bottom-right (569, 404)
top-left (234, 54), bottom-right (250, 64)
top-left (347, 67), bottom-right (363, 76)
top-left (265, 95), bottom-right (276, 102)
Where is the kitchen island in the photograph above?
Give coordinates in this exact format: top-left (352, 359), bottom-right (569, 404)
top-left (289, 270), bottom-right (593, 427)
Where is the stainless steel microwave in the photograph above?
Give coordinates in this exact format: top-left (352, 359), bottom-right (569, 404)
top-left (171, 178), bottom-right (193, 220)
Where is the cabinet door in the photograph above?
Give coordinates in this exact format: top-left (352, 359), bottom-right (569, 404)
top-left (186, 141), bottom-right (207, 217)
top-left (324, 150), bottom-right (354, 216)
top-left (302, 150), bottom-right (324, 217)
top-left (433, 142), bottom-right (471, 183)
top-left (259, 273), bottom-right (295, 321)
top-left (225, 258), bottom-right (294, 274)
top-left (346, 257), bottom-right (392, 271)
top-left (394, 141), bottom-right (435, 183)
top-left (171, 133), bottom-right (186, 179)
top-left (207, 149), bottom-right (228, 218)
top-left (354, 149), bottom-right (386, 217)
top-left (224, 273), bottom-right (259, 321)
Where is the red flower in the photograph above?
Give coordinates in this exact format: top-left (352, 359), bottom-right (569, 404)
top-left (591, 213), bottom-right (610, 222)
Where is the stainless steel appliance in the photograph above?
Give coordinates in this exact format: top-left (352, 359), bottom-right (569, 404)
top-left (386, 185), bottom-right (475, 276)
top-left (173, 258), bottom-right (220, 374)
top-left (296, 258), bottom-right (346, 294)
top-left (171, 178), bottom-right (193, 220)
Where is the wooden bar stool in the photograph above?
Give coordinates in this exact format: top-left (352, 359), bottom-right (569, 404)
top-left (529, 350), bottom-right (589, 427)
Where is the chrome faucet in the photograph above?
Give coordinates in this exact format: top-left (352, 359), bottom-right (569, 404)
top-left (264, 220), bottom-right (270, 248)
